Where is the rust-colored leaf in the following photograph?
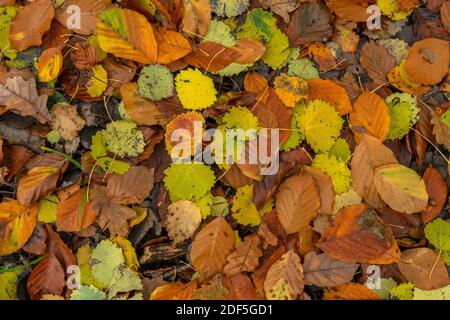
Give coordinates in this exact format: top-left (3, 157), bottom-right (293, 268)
top-left (421, 166), bottom-right (448, 223)
top-left (307, 78), bottom-right (352, 115)
top-left (323, 283), bottom-right (381, 300)
top-left (156, 28), bottom-right (192, 64)
top-left (316, 204), bottom-right (401, 264)
top-left (56, 188), bottom-right (97, 232)
top-left (183, 41), bottom-right (240, 72)
top-left (224, 235), bottom-right (263, 276)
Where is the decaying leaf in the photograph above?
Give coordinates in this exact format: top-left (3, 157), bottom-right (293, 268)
top-left (224, 235), bottom-right (263, 276)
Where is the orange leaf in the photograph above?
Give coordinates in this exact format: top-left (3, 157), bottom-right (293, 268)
top-left (324, 0), bottom-right (370, 22)
top-left (301, 166), bottom-right (335, 215)
top-left (387, 66), bottom-right (431, 97)
top-left (223, 273), bottom-right (263, 300)
top-left (38, 48), bottom-right (63, 83)
top-left (96, 9), bottom-right (158, 64)
top-left (323, 283), bottom-right (380, 300)
top-left (224, 235), bottom-right (263, 277)
top-left (275, 174), bottom-right (320, 234)
top-left (0, 200), bottom-right (37, 256)
top-left (183, 41), bottom-right (240, 72)
top-left (232, 39), bottom-right (266, 64)
top-left (56, 188), bottom-right (96, 232)
top-left (307, 78), bottom-right (352, 115)
top-left (316, 204), bottom-right (401, 264)
top-left (190, 218), bottom-right (235, 277)
top-left (350, 91), bottom-right (390, 142)
top-left (156, 28), bottom-right (192, 64)
top-left (351, 134), bottom-right (398, 208)
top-left (151, 281), bottom-right (197, 300)
top-left (421, 165), bottom-right (448, 223)
top-left (244, 72), bottom-right (269, 103)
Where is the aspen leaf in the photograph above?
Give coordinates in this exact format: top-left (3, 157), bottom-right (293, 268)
top-left (232, 185), bottom-right (261, 227)
top-left (424, 218), bottom-right (450, 252)
top-left (413, 285), bottom-right (450, 300)
top-left (86, 65), bottom-right (108, 98)
top-left (175, 68), bottom-right (217, 110)
top-left (190, 218), bottom-right (235, 277)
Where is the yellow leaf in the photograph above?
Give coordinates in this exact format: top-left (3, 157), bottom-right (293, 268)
top-left (38, 47), bottom-right (63, 83)
top-left (232, 185), bottom-right (261, 226)
top-left (86, 65), bottom-right (108, 98)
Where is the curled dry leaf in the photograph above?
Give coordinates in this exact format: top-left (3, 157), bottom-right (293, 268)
top-left (51, 104), bottom-right (86, 141)
top-left (0, 200), bottom-right (37, 256)
top-left (303, 251), bottom-right (359, 288)
top-left (421, 166), bottom-right (448, 223)
top-left (404, 38), bottom-right (449, 85)
top-left (374, 164), bottom-right (429, 214)
top-left (306, 78), bottom-right (352, 115)
top-left (190, 217), bottom-right (235, 277)
top-left (27, 252), bottom-right (65, 300)
top-left (316, 204), bottom-right (401, 264)
top-left (0, 76), bottom-right (50, 124)
top-left (351, 134), bottom-right (398, 209)
top-left (323, 283), bottom-right (380, 300)
top-left (350, 91), bottom-right (391, 143)
top-left (106, 166), bottom-right (154, 205)
top-left (397, 247), bottom-right (450, 290)
top-left (166, 200), bottom-right (202, 244)
top-left (263, 249), bottom-right (304, 300)
top-left (9, 0), bottom-right (54, 51)
top-left (224, 235), bottom-right (263, 276)
top-left (275, 174), bottom-right (320, 234)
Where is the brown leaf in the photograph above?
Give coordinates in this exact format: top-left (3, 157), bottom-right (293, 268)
top-left (303, 251), bottom-right (359, 287)
top-left (9, 0), bottom-right (54, 51)
top-left (70, 41), bottom-right (100, 70)
top-left (244, 72), bottom-right (269, 103)
top-left (190, 218), bottom-right (235, 277)
top-left (323, 283), bottom-right (380, 300)
top-left (260, 0), bottom-right (300, 22)
top-left (106, 166), bottom-right (154, 205)
top-left (55, 0), bottom-right (112, 35)
top-left (298, 225), bottom-right (318, 256)
top-left (23, 222), bottom-right (48, 255)
top-left (397, 248), bottom-right (450, 290)
top-left (0, 76), bottom-right (50, 124)
top-left (102, 57), bottom-right (137, 97)
top-left (316, 204), bottom-right (401, 264)
top-left (301, 166), bottom-right (335, 215)
top-left (287, 2), bottom-right (333, 46)
top-left (257, 220), bottom-right (279, 248)
top-left (441, 0), bottom-right (450, 32)
top-left (183, 41), bottom-right (240, 72)
top-left (17, 153), bottom-right (68, 206)
top-left (27, 253), bottom-right (65, 300)
top-left (350, 91), bottom-right (391, 142)
top-left (275, 174), bottom-right (320, 234)
top-left (306, 78), bottom-right (353, 115)
top-left (360, 41), bottom-right (396, 85)
top-left (431, 109), bottom-right (450, 150)
top-left (421, 166), bottom-right (449, 223)
top-left (263, 249), bottom-right (304, 300)
top-left (223, 273), bottom-right (263, 300)
top-left (224, 235), bottom-right (263, 276)
top-left (404, 38), bottom-right (449, 85)
top-left (51, 104), bottom-right (86, 141)
top-left (156, 28), bottom-right (192, 64)
top-left (56, 188), bottom-right (97, 232)
top-left (191, 274), bottom-right (228, 300)
top-left (351, 134), bottom-right (398, 208)
top-left (252, 245), bottom-right (286, 294)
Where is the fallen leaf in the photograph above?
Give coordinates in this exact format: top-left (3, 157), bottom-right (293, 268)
top-left (183, 41), bottom-right (240, 72)
top-left (301, 166), bottom-right (335, 215)
top-left (166, 200), bottom-right (202, 244)
top-left (397, 248), bottom-right (450, 290)
top-left (0, 76), bottom-right (50, 124)
top-left (316, 204), bottom-right (401, 264)
top-left (9, 0), bottom-right (54, 51)
top-left (190, 217), bottom-right (235, 277)
top-left (374, 164), bottom-right (428, 214)
top-left (50, 104), bottom-right (86, 141)
top-left (351, 134), bottom-right (398, 208)
top-left (56, 188), bottom-right (97, 232)
top-left (0, 200), bottom-right (37, 256)
top-left (325, 0), bottom-right (370, 22)
top-left (191, 274), bottom-right (228, 300)
top-left (350, 91), bottom-right (391, 142)
top-left (38, 47), bottom-right (63, 83)
top-left (155, 28), bottom-right (192, 64)
top-left (17, 166), bottom-right (62, 206)
top-left (431, 110), bottom-right (450, 150)
top-left (275, 174), bottom-right (321, 234)
top-left (106, 166), bottom-right (154, 205)
top-left (306, 78), bottom-right (352, 115)
top-left (263, 249), bottom-right (304, 300)
top-left (223, 273), bottom-right (263, 300)
top-left (323, 283), bottom-right (380, 300)
top-left (27, 253), bottom-right (65, 300)
top-left (303, 251), bottom-right (359, 287)
top-left (360, 41), bottom-right (396, 85)
top-left (182, 0), bottom-right (211, 37)
top-left (224, 235), bottom-right (263, 276)
top-left (260, 0), bottom-right (300, 23)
